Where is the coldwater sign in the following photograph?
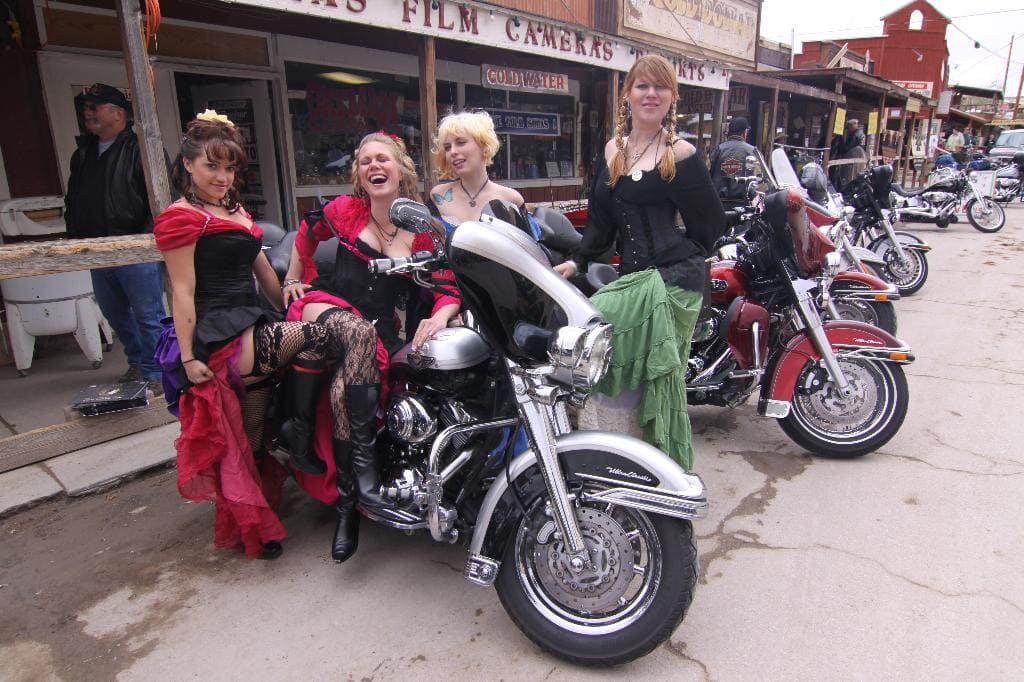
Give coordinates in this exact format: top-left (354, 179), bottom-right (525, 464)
top-left (483, 65), bottom-right (569, 94)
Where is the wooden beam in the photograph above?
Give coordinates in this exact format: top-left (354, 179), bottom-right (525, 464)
top-left (875, 92), bottom-right (886, 159)
top-left (418, 36), bottom-right (438, 188)
top-left (765, 86), bottom-right (779, 156)
top-left (730, 70), bottom-right (846, 105)
top-left (711, 89), bottom-right (725, 150)
top-left (606, 72), bottom-right (619, 142)
top-left (114, 0), bottom-right (171, 216)
top-left (0, 235), bottom-right (159, 281)
top-left (0, 401), bottom-right (176, 474)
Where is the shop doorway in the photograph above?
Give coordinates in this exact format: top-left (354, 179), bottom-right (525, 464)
top-left (174, 74), bottom-right (284, 226)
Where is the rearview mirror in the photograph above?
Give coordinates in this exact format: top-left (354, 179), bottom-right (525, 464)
top-left (389, 198), bottom-right (435, 234)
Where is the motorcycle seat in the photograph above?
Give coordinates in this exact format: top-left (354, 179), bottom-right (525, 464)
top-left (890, 183), bottom-right (929, 197)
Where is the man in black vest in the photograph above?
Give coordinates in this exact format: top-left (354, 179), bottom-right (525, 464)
top-left (65, 83), bottom-right (166, 389)
top-left (709, 117), bottom-right (756, 204)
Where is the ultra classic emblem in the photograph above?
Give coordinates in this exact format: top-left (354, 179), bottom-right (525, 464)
top-left (606, 466), bottom-right (654, 483)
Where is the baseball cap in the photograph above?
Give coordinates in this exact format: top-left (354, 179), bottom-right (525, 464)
top-left (727, 117), bottom-right (750, 136)
top-left (78, 83), bottom-right (131, 111)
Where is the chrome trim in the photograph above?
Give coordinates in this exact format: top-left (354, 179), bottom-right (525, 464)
top-left (833, 289), bottom-right (898, 301)
top-left (577, 478), bottom-right (708, 519)
top-left (833, 345), bottom-right (915, 364)
top-left (467, 430), bottom-right (707, 557)
top-left (426, 417), bottom-right (519, 543)
top-left (689, 348), bottom-right (734, 386)
top-left (790, 285), bottom-right (851, 393)
top-left (762, 399), bottom-right (791, 418)
top-left (357, 504), bottom-right (428, 530)
top-left (464, 554), bottom-right (501, 587)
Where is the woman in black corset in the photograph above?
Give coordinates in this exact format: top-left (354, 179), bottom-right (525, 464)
top-left (554, 55), bottom-right (726, 468)
top-left (154, 112), bottom-right (329, 559)
top-left (280, 132), bottom-right (460, 562)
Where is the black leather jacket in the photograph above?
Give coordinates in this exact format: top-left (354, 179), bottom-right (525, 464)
top-left (65, 126), bottom-right (152, 238)
top-left (709, 136), bottom-right (756, 202)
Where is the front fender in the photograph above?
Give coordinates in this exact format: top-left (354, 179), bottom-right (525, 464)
top-left (467, 431), bottom-right (707, 561)
top-left (849, 245), bottom-right (885, 266)
top-left (871, 232), bottom-right (931, 253)
top-left (759, 321), bottom-right (913, 414)
top-left (832, 270), bottom-right (899, 298)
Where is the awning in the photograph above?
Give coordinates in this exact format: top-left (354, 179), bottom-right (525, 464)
top-left (730, 70), bottom-right (846, 105)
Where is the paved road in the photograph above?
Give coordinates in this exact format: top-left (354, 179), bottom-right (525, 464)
top-left (2, 208), bottom-right (1023, 680)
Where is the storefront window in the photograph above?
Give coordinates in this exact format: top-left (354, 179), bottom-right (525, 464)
top-left (464, 86), bottom-right (576, 181)
top-left (285, 62), bottom-right (456, 186)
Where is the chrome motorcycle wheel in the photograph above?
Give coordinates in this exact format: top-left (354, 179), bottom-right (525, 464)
top-left (965, 197), bottom-right (1006, 233)
top-left (495, 483), bottom-right (696, 665)
top-left (826, 283), bottom-right (898, 335)
top-left (873, 240), bottom-right (928, 296)
top-left (780, 357), bottom-right (909, 458)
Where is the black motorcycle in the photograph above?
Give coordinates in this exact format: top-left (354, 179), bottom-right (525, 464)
top-left (992, 151), bottom-right (1024, 204)
top-left (359, 198), bottom-right (708, 665)
top-left (891, 167), bottom-right (1006, 233)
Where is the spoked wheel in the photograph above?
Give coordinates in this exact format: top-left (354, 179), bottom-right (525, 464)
top-left (826, 283), bottom-right (898, 335)
top-left (779, 357), bottom-right (909, 458)
top-left (874, 240), bottom-right (928, 296)
top-left (965, 197), bottom-right (1006, 233)
top-left (495, 482), bottom-right (697, 665)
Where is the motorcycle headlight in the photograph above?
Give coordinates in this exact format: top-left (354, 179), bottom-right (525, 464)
top-left (968, 171), bottom-right (978, 184)
top-left (548, 323), bottom-right (614, 391)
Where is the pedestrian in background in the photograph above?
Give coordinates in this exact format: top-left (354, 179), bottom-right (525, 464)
top-left (64, 83), bottom-right (166, 391)
top-left (708, 116), bottom-right (755, 204)
top-left (839, 118), bottom-right (866, 188)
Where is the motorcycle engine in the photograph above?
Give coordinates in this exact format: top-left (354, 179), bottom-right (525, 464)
top-left (922, 191), bottom-right (953, 204)
top-left (996, 178), bottom-right (1018, 188)
top-left (387, 394), bottom-right (437, 444)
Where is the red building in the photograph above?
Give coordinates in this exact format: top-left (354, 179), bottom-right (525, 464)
top-left (794, 0), bottom-right (950, 101)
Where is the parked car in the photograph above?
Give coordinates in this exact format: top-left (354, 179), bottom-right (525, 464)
top-left (988, 129), bottom-right (1024, 166)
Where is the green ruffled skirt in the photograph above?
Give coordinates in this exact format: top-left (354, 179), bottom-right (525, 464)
top-left (590, 270), bottom-right (702, 469)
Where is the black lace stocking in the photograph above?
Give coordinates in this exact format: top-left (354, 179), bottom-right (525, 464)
top-left (250, 320), bottom-right (327, 377)
top-left (317, 308), bottom-right (380, 440)
top-left (241, 377), bottom-right (274, 455)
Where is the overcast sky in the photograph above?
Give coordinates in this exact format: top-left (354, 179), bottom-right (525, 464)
top-left (759, 0), bottom-right (1024, 95)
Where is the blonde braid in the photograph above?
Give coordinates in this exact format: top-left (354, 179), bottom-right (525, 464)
top-left (608, 96), bottom-right (629, 188)
top-left (659, 99), bottom-right (678, 182)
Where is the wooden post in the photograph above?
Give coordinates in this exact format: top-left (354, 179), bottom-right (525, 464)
top-left (921, 115), bottom-right (935, 186)
top-left (114, 0), bottom-right (170, 216)
top-left (765, 86), bottom-right (779, 156)
top-left (711, 88), bottom-right (726, 151)
top-left (697, 107), bottom-right (705, 161)
top-left (418, 36), bottom-right (438, 188)
top-left (606, 73), bottom-right (619, 142)
top-left (896, 106), bottom-right (909, 184)
top-left (823, 77), bottom-right (844, 168)
top-left (875, 93), bottom-right (886, 161)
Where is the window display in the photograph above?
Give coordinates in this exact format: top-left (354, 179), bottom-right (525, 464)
top-left (286, 62), bottom-right (456, 187)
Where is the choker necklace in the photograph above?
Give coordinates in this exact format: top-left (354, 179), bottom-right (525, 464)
top-left (187, 190), bottom-right (238, 213)
top-left (371, 213), bottom-right (399, 245)
top-left (459, 178), bottom-right (489, 207)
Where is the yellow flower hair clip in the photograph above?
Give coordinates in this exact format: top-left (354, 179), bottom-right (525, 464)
top-left (196, 109), bottom-right (234, 126)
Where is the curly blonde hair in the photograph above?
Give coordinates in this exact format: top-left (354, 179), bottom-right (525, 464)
top-left (609, 54), bottom-right (679, 187)
top-left (350, 132), bottom-right (422, 202)
top-left (431, 111), bottom-right (501, 180)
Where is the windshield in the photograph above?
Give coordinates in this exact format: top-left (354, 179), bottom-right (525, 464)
top-left (771, 148), bottom-right (801, 188)
top-left (994, 130), bottom-right (1024, 148)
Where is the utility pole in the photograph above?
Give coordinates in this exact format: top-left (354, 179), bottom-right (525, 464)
top-left (1003, 35), bottom-right (1014, 95)
top-left (1017, 62), bottom-right (1024, 118)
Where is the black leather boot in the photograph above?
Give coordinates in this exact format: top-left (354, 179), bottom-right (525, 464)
top-left (345, 384), bottom-right (403, 520)
top-left (277, 358), bottom-right (327, 475)
top-left (331, 439), bottom-right (359, 562)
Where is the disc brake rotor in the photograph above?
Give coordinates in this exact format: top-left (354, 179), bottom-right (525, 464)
top-left (884, 248), bottom-right (918, 282)
top-left (532, 507), bottom-right (636, 613)
top-left (798, 362), bottom-right (878, 434)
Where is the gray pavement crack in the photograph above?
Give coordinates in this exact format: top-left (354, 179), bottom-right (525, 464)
top-left (664, 639), bottom-right (711, 680)
top-left (874, 449), bottom-right (1024, 477)
top-left (906, 371), bottom-right (1024, 388)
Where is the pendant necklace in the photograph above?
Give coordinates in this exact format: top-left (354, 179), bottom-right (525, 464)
top-left (371, 214), bottom-right (399, 246)
top-left (460, 178), bottom-right (489, 207)
top-left (625, 130), bottom-right (662, 182)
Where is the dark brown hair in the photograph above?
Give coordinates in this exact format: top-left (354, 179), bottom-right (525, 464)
top-left (170, 117), bottom-right (248, 208)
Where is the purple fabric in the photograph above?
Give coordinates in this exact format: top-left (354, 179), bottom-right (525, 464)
top-left (154, 316), bottom-right (182, 417)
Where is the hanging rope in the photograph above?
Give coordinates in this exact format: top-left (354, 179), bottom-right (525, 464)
top-left (141, 0), bottom-right (161, 85)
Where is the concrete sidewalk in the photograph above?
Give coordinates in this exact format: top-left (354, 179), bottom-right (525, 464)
top-left (0, 423), bottom-right (177, 516)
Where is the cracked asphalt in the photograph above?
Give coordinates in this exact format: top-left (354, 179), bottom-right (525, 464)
top-left (2, 209), bottom-right (1023, 680)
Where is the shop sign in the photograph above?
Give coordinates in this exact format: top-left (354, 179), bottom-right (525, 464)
top-left (305, 81), bottom-right (400, 133)
top-left (833, 108), bottom-right (846, 135)
top-left (675, 85), bottom-right (747, 114)
top-left (482, 65), bottom-right (569, 94)
top-left (936, 90), bottom-right (952, 116)
top-left (906, 97), bottom-right (921, 114)
top-left (893, 80), bottom-right (934, 98)
top-left (230, 0), bottom-right (731, 89)
top-left (622, 0), bottom-right (758, 65)
top-left (482, 109), bottom-right (561, 136)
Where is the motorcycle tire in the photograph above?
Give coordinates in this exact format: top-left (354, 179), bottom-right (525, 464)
top-left (495, 480), bottom-right (697, 666)
top-left (935, 217), bottom-right (950, 228)
top-left (779, 358), bottom-right (909, 458)
top-left (965, 197), bottom-right (1006, 233)
top-left (872, 239), bottom-right (928, 296)
top-left (826, 282), bottom-right (898, 335)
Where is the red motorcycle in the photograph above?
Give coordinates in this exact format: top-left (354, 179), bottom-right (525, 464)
top-left (684, 187), bottom-right (913, 457)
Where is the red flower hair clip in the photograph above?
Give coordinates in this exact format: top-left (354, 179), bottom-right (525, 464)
top-left (374, 129), bottom-right (400, 141)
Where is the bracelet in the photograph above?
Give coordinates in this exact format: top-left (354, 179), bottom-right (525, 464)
top-left (182, 358), bottom-right (198, 364)
top-left (282, 279), bottom-right (301, 287)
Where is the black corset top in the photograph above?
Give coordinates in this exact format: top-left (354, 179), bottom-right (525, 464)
top-left (193, 231), bottom-right (261, 318)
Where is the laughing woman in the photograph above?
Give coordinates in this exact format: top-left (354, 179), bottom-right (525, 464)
top-left (280, 132), bottom-right (460, 563)
top-left (428, 111), bottom-right (525, 228)
top-left (155, 111), bottom-right (329, 560)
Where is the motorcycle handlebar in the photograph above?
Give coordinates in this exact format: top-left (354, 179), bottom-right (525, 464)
top-left (367, 250), bottom-right (437, 275)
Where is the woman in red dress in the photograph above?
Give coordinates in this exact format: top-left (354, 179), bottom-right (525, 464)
top-left (154, 111), bottom-right (329, 559)
top-left (281, 132), bottom-right (460, 563)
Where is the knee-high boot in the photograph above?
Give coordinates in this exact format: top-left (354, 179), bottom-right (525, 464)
top-left (277, 358), bottom-right (328, 475)
top-left (331, 439), bottom-right (359, 562)
top-left (345, 384), bottom-right (403, 519)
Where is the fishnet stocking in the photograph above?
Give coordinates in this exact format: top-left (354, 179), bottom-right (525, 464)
top-left (317, 308), bottom-right (380, 440)
top-left (251, 321), bottom-right (327, 376)
top-left (240, 378), bottom-right (273, 454)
